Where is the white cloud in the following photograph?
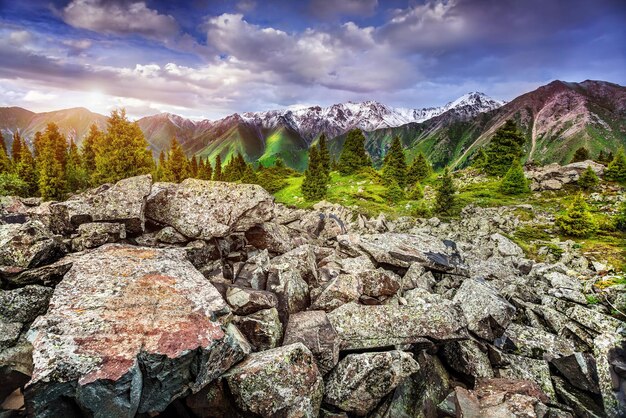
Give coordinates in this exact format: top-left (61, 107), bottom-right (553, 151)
top-left (62, 0), bottom-right (179, 39)
top-left (9, 30), bottom-right (32, 46)
top-left (23, 90), bottom-right (57, 103)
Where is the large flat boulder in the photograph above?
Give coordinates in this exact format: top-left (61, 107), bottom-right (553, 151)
top-left (327, 301), bottom-right (468, 350)
top-left (223, 342), bottom-right (323, 418)
top-left (337, 233), bottom-right (468, 275)
top-left (50, 175), bottom-right (152, 235)
top-left (145, 179), bottom-right (274, 240)
top-left (25, 244), bottom-right (249, 417)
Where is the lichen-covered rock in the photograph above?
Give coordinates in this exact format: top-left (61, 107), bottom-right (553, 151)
top-left (311, 274), bottom-right (362, 311)
top-left (156, 226), bottom-right (188, 244)
top-left (453, 278), bottom-right (516, 341)
top-left (233, 249), bottom-right (270, 290)
top-left (223, 342), bottom-right (323, 418)
top-left (327, 301), bottom-right (468, 350)
top-left (225, 286), bottom-right (278, 315)
top-left (283, 310), bottom-right (340, 375)
top-left (490, 233), bottom-right (524, 257)
top-left (269, 244), bottom-right (319, 286)
top-left (71, 222), bottom-right (126, 251)
top-left (2, 257), bottom-right (73, 288)
top-left (266, 260), bottom-right (311, 322)
top-left (232, 308), bottom-right (283, 351)
top-left (494, 352), bottom-right (556, 400)
top-left (0, 335), bottom-right (33, 402)
top-left (0, 285), bottom-right (53, 324)
top-left (593, 332), bottom-right (626, 416)
top-left (145, 179), bottom-right (274, 240)
top-left (50, 174), bottom-right (152, 235)
top-left (25, 244), bottom-right (249, 417)
top-left (245, 222), bottom-right (295, 254)
top-left (551, 352), bottom-right (600, 394)
top-left (337, 233), bottom-right (468, 275)
top-left (324, 350), bottom-right (419, 416)
top-left (441, 339), bottom-right (494, 379)
top-left (0, 221), bottom-right (65, 268)
top-left (498, 322), bottom-right (576, 360)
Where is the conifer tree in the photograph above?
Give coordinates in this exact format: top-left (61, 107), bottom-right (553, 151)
top-left (37, 124), bottom-right (67, 201)
top-left (0, 136), bottom-right (10, 174)
top-left (213, 154), bottom-right (223, 181)
top-left (485, 120), bottom-right (526, 176)
top-left (615, 201), bottom-right (626, 232)
top-left (472, 148), bottom-right (489, 171)
top-left (274, 158), bottom-right (285, 168)
top-left (605, 148), bottom-right (626, 182)
top-left (338, 129), bottom-right (371, 175)
top-left (406, 152), bottom-right (432, 186)
top-left (82, 124), bottom-right (101, 180)
top-left (11, 132), bottom-right (23, 167)
top-left (92, 109), bottom-right (154, 184)
top-left (577, 165), bottom-right (600, 190)
top-left (571, 147), bottom-right (590, 163)
top-left (434, 167), bottom-right (457, 217)
top-left (382, 136), bottom-right (407, 188)
top-left (224, 153), bottom-right (247, 182)
top-left (318, 133), bottom-right (331, 179)
top-left (202, 158), bottom-right (213, 181)
top-left (500, 159), bottom-right (529, 195)
top-left (385, 179), bottom-right (405, 203)
top-left (408, 182), bottom-right (424, 200)
top-left (33, 132), bottom-right (43, 159)
top-left (163, 137), bottom-right (189, 183)
top-left (154, 150), bottom-right (166, 182)
top-left (240, 164), bottom-right (258, 184)
top-left (15, 142), bottom-right (37, 196)
top-left (65, 139), bottom-right (87, 192)
top-left (301, 145), bottom-right (327, 200)
top-left (556, 194), bottom-right (597, 237)
top-left (190, 155), bottom-right (199, 178)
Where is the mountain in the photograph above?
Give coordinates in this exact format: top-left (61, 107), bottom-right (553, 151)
top-left (0, 80), bottom-right (623, 170)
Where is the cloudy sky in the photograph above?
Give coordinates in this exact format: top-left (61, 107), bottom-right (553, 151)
top-left (0, 0), bottom-right (624, 119)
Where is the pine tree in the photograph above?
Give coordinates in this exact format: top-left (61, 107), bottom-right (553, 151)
top-left (318, 133), bottom-right (331, 179)
top-left (0, 136), bottom-right (10, 175)
top-left (472, 148), bottom-right (489, 171)
top-left (224, 153), bottom-right (247, 182)
top-left (65, 139), bottom-right (87, 192)
top-left (434, 167), bottom-right (457, 217)
top-left (92, 109), bottom-right (154, 185)
top-left (11, 132), bottom-right (23, 168)
top-left (571, 147), bottom-right (590, 163)
top-left (82, 124), bottom-right (101, 180)
top-left (190, 155), bottom-right (199, 178)
top-left (556, 194), bottom-right (597, 237)
top-left (163, 137), bottom-right (189, 183)
top-left (15, 142), bottom-right (37, 196)
top-left (154, 150), bottom-right (166, 182)
top-left (605, 148), bottom-right (626, 182)
top-left (301, 145), bottom-right (327, 200)
top-left (37, 124), bottom-right (67, 201)
top-left (201, 158), bottom-right (213, 181)
top-left (485, 120), bottom-right (526, 176)
top-left (213, 154), bottom-right (223, 181)
top-left (240, 164), bottom-right (258, 184)
top-left (382, 136), bottom-right (407, 188)
top-left (385, 180), bottom-right (405, 203)
top-left (408, 182), bottom-right (424, 200)
top-left (500, 159), bottom-right (529, 195)
top-left (577, 165), bottom-right (600, 190)
top-left (406, 152), bottom-right (432, 186)
top-left (338, 129), bottom-right (371, 175)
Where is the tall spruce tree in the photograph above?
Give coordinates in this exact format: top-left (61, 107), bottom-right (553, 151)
top-left (605, 148), bottom-right (626, 182)
top-left (163, 137), bottom-right (189, 183)
top-left (578, 165), bottom-right (600, 190)
top-left (500, 159), bottom-right (529, 194)
top-left (434, 167), bottom-right (457, 217)
top-left (382, 136), bottom-right (407, 188)
top-left (556, 194), bottom-right (597, 237)
top-left (318, 133), bottom-right (331, 179)
top-left (224, 153), bottom-right (247, 182)
top-left (301, 145), bottom-right (327, 200)
top-left (65, 139), bottom-right (87, 192)
top-left (472, 148), bottom-right (489, 171)
top-left (338, 129), bottom-right (371, 175)
top-left (154, 150), bottom-right (166, 182)
top-left (190, 155), bottom-right (199, 178)
top-left (0, 136), bottom-right (10, 174)
top-left (406, 152), bottom-right (432, 186)
top-left (37, 124), bottom-right (67, 200)
top-left (82, 124), bottom-right (101, 181)
top-left (485, 120), bottom-right (526, 176)
top-left (202, 158), bottom-right (213, 180)
top-left (92, 109), bottom-right (154, 184)
top-left (11, 132), bottom-right (23, 168)
top-left (213, 154), bottom-right (223, 181)
top-left (15, 142), bottom-right (37, 196)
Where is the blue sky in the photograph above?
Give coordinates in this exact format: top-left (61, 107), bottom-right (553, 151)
top-left (0, 0), bottom-right (624, 119)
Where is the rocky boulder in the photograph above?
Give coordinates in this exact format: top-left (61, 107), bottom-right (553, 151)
top-left (526, 160), bottom-right (605, 191)
top-left (25, 244), bottom-right (249, 417)
top-left (50, 174), bottom-right (152, 235)
top-left (223, 342), bottom-right (323, 418)
top-left (0, 221), bottom-right (65, 268)
top-left (324, 350), bottom-right (420, 416)
top-left (145, 179), bottom-right (274, 240)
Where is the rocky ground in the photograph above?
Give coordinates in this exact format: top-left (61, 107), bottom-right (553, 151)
top-left (0, 174), bottom-right (624, 418)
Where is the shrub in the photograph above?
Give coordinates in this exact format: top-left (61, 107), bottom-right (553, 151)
top-left (408, 182), bottom-right (424, 200)
top-left (555, 194), bottom-right (597, 237)
top-left (412, 200), bottom-right (431, 218)
top-left (605, 148), bottom-right (626, 182)
top-left (615, 201), bottom-right (626, 232)
top-left (577, 165), bottom-right (599, 190)
top-left (0, 173), bottom-right (28, 196)
top-left (499, 159), bottom-right (529, 194)
top-left (385, 180), bottom-right (405, 203)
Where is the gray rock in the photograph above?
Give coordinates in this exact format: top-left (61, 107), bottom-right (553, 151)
top-left (327, 301), bottom-right (468, 350)
top-left (233, 249), bottom-right (270, 290)
top-left (50, 174), bottom-right (152, 235)
top-left (311, 274), bottom-right (362, 311)
top-left (0, 221), bottom-right (64, 268)
top-left (155, 226), bottom-right (187, 244)
top-left (495, 352), bottom-right (556, 401)
top-left (283, 310), bottom-right (340, 375)
top-left (453, 279), bottom-right (516, 341)
top-left (0, 285), bottom-right (53, 324)
top-left (233, 308), bottom-right (283, 351)
top-left (245, 222), bottom-right (295, 254)
top-left (552, 376), bottom-right (605, 418)
top-left (2, 257), bottom-right (73, 288)
top-left (25, 244), bottom-right (249, 417)
top-left (71, 222), bottom-right (126, 251)
top-left (498, 323), bottom-right (576, 360)
top-left (225, 286), bottom-right (278, 315)
top-left (324, 350), bottom-right (419, 416)
top-left (269, 244), bottom-right (319, 287)
top-left (266, 267), bottom-right (310, 323)
top-left (145, 179), bottom-right (274, 240)
top-left (441, 339), bottom-right (494, 379)
top-left (551, 352), bottom-right (600, 394)
top-left (0, 320), bottom-right (22, 350)
top-left (490, 233), bottom-right (524, 257)
top-left (593, 332), bottom-right (626, 416)
top-left (224, 343), bottom-right (323, 418)
top-left (0, 335), bottom-right (32, 402)
top-left (337, 233), bottom-right (468, 275)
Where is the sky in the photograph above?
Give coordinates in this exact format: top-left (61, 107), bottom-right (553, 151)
top-left (0, 0), bottom-right (624, 120)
